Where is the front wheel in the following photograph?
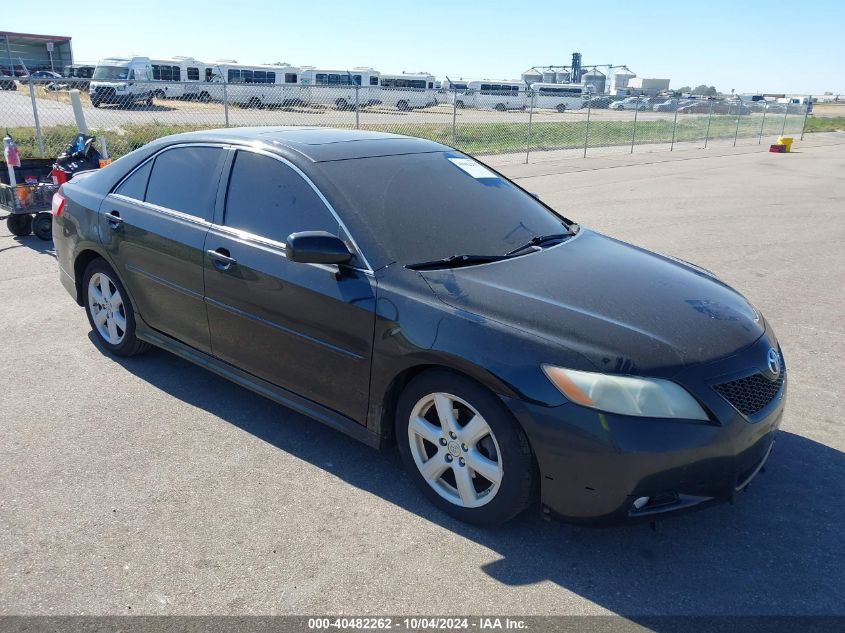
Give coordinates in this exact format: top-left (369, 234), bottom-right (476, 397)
top-left (556, 103), bottom-right (567, 113)
top-left (397, 100), bottom-right (410, 111)
top-left (83, 259), bottom-right (150, 357)
top-left (396, 370), bottom-right (536, 525)
top-left (494, 103), bottom-right (506, 112)
top-left (6, 214), bottom-right (33, 236)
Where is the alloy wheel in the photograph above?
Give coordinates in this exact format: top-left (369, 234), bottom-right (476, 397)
top-left (87, 272), bottom-right (127, 345)
top-left (407, 392), bottom-right (504, 508)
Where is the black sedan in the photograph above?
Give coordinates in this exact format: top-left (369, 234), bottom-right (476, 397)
top-left (52, 128), bottom-right (785, 525)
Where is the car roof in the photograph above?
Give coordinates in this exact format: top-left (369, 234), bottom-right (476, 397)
top-left (153, 127), bottom-right (451, 162)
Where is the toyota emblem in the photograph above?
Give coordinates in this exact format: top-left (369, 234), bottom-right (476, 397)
top-left (767, 348), bottom-right (781, 376)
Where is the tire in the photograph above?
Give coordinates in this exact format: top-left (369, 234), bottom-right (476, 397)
top-left (153, 89), bottom-right (165, 99)
top-left (6, 214), bottom-right (33, 236)
top-left (494, 103), bottom-right (506, 112)
top-left (91, 100), bottom-right (101, 108)
top-left (145, 95), bottom-right (154, 107)
top-left (397, 100), bottom-right (410, 112)
top-left (82, 258), bottom-right (150, 357)
top-left (247, 96), bottom-right (262, 109)
top-left (455, 100), bottom-right (465, 109)
top-left (335, 98), bottom-right (349, 111)
top-left (31, 212), bottom-right (52, 241)
top-left (396, 369), bottom-right (537, 525)
top-left (556, 103), bottom-right (567, 113)
top-left (199, 91), bottom-right (210, 103)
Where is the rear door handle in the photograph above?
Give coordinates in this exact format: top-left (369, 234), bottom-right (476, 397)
top-left (207, 248), bottom-right (237, 270)
top-left (106, 210), bottom-right (123, 229)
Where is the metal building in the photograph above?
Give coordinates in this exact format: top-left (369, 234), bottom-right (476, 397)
top-left (1, 31), bottom-right (73, 75)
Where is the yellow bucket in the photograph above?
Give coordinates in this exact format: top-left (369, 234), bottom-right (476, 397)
top-left (777, 136), bottom-right (793, 152)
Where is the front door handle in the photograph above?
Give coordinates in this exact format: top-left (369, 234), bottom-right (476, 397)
top-left (207, 248), bottom-right (237, 270)
top-left (106, 210), bottom-right (123, 230)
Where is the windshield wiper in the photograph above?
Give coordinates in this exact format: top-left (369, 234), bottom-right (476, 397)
top-left (406, 226), bottom-right (580, 271)
top-left (406, 254), bottom-right (508, 271)
top-left (504, 230), bottom-right (577, 257)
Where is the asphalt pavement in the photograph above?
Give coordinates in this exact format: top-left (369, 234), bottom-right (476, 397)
top-left (1, 133), bottom-right (844, 618)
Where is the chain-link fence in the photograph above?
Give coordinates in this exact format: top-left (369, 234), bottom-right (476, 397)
top-left (1, 78), bottom-right (812, 165)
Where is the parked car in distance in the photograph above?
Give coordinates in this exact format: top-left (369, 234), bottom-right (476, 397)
top-left (610, 96), bottom-right (650, 110)
top-left (0, 74), bottom-right (16, 90)
top-left (652, 98), bottom-right (690, 112)
top-left (22, 70), bottom-right (62, 80)
top-left (586, 95), bottom-right (613, 109)
top-left (52, 128), bottom-right (786, 526)
top-left (677, 101), bottom-right (751, 115)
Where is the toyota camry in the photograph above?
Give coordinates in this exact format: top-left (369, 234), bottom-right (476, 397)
top-left (52, 128), bottom-right (786, 525)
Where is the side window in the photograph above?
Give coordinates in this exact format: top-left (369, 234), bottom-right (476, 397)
top-left (224, 151), bottom-right (339, 244)
top-left (187, 67), bottom-right (199, 81)
top-left (145, 146), bottom-right (222, 219)
top-left (114, 160), bottom-right (153, 200)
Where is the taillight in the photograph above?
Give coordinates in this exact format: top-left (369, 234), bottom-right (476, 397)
top-left (51, 191), bottom-right (66, 217)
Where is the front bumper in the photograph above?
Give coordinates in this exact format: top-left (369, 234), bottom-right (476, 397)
top-left (506, 334), bottom-right (786, 525)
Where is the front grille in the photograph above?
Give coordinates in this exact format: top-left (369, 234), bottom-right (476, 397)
top-left (93, 87), bottom-right (115, 99)
top-left (713, 368), bottom-right (784, 417)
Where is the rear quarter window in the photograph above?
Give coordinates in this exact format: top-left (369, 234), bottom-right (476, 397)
top-left (114, 160), bottom-right (152, 200)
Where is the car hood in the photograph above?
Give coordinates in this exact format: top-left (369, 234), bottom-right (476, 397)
top-left (419, 229), bottom-right (764, 375)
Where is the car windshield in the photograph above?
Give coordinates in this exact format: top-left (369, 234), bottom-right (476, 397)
top-left (316, 151), bottom-right (572, 269)
top-left (92, 66), bottom-right (129, 80)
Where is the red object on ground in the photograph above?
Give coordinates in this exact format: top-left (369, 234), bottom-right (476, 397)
top-left (51, 167), bottom-right (68, 184)
top-left (769, 144), bottom-right (787, 153)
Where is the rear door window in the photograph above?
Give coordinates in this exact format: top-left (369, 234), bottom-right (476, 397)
top-left (145, 146), bottom-right (223, 220)
top-left (223, 151), bottom-right (340, 244)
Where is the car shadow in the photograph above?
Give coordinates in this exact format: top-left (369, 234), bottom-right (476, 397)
top-left (0, 233), bottom-right (55, 257)
top-left (94, 339), bottom-right (845, 619)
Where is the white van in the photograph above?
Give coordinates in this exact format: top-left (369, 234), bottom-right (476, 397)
top-left (299, 67), bottom-right (380, 109)
top-left (206, 62), bottom-right (301, 108)
top-left (437, 78), bottom-right (471, 105)
top-left (90, 56), bottom-right (154, 107)
top-left (529, 83), bottom-right (588, 112)
top-left (149, 57), bottom-right (208, 100)
top-left (377, 73), bottom-right (437, 110)
top-left (463, 81), bottom-right (527, 111)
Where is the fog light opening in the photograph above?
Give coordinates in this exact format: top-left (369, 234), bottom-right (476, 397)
top-left (632, 496), bottom-right (650, 510)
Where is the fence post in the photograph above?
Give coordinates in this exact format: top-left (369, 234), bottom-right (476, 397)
top-left (758, 104), bottom-right (767, 144)
top-left (354, 84), bottom-right (360, 130)
top-left (780, 103), bottom-right (789, 136)
top-left (583, 97), bottom-right (592, 158)
top-left (630, 95), bottom-right (640, 154)
top-left (69, 89), bottom-right (88, 134)
top-left (524, 90), bottom-right (535, 164)
top-left (732, 103), bottom-right (742, 147)
top-left (451, 88), bottom-right (458, 144)
top-left (670, 106), bottom-right (679, 151)
top-left (800, 96), bottom-right (810, 140)
top-left (222, 81), bottom-right (230, 128)
top-left (28, 78), bottom-right (45, 158)
top-left (704, 99), bottom-right (714, 148)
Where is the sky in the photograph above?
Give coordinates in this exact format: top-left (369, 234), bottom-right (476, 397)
top-left (5, 0), bottom-right (842, 94)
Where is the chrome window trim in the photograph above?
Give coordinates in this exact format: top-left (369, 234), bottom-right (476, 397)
top-left (222, 146), bottom-right (374, 273)
top-left (109, 193), bottom-right (213, 228)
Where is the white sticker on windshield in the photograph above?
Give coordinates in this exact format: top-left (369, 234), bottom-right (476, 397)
top-left (448, 157), bottom-right (498, 180)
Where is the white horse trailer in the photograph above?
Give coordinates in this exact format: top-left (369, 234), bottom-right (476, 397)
top-left (299, 67), bottom-right (380, 110)
top-left (149, 57), bottom-right (208, 100)
top-left (462, 81), bottom-right (527, 111)
top-left (529, 83), bottom-right (589, 112)
top-left (206, 62), bottom-right (301, 107)
top-left (377, 73), bottom-right (437, 110)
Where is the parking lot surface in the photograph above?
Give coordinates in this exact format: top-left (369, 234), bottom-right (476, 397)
top-left (1, 134), bottom-right (844, 617)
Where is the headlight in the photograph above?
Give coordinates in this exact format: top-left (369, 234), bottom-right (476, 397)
top-left (115, 84), bottom-right (126, 91)
top-left (542, 365), bottom-right (709, 420)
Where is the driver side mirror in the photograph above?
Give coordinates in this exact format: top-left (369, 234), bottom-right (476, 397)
top-left (285, 231), bottom-right (353, 265)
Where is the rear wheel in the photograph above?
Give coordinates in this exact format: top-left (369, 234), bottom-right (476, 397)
top-left (335, 98), bottom-right (349, 110)
top-left (6, 214), bottom-right (32, 236)
top-left (396, 370), bottom-right (536, 525)
top-left (91, 99), bottom-right (101, 108)
top-left (556, 103), bottom-right (567, 113)
top-left (153, 89), bottom-right (165, 99)
top-left (198, 91), bottom-right (210, 103)
top-left (455, 100), bottom-right (465, 109)
top-left (83, 258), bottom-right (150, 357)
top-left (247, 96), bottom-right (262, 109)
top-left (397, 99), bottom-right (410, 111)
top-left (494, 103), bottom-right (506, 112)
top-left (31, 212), bottom-right (52, 241)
